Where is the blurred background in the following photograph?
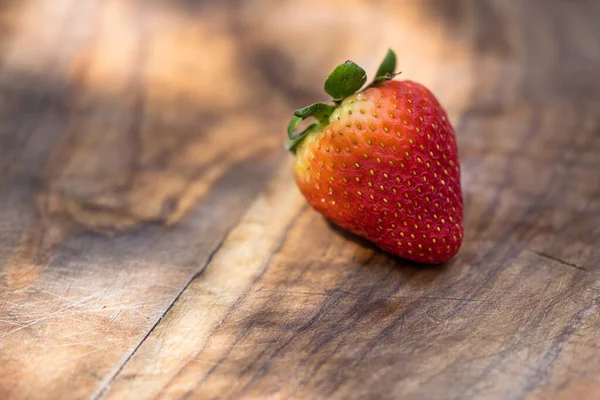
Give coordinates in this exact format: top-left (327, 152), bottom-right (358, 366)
top-left (1, 1), bottom-right (600, 399)
top-left (1, 0), bottom-right (597, 235)
top-left (0, 0), bottom-right (472, 233)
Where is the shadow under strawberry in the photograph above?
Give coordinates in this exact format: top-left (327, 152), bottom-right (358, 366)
top-left (326, 221), bottom-right (452, 272)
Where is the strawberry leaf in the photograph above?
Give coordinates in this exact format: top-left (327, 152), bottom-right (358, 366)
top-left (286, 115), bottom-right (317, 152)
top-left (286, 102), bottom-right (336, 152)
top-left (287, 116), bottom-right (308, 139)
top-left (370, 49), bottom-right (401, 86)
top-left (294, 102), bottom-right (336, 124)
top-left (372, 72), bottom-right (402, 85)
top-left (375, 49), bottom-right (396, 79)
top-left (286, 121), bottom-right (317, 151)
top-left (324, 61), bottom-right (367, 101)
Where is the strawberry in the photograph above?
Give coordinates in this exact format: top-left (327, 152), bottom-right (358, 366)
top-left (287, 50), bottom-right (463, 263)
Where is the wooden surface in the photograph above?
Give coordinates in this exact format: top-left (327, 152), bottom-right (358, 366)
top-left (1, 0), bottom-right (600, 399)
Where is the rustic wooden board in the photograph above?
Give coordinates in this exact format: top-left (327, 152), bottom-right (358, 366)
top-left (1, 0), bottom-right (600, 399)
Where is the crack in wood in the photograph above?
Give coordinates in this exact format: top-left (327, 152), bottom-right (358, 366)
top-left (530, 251), bottom-right (589, 273)
top-left (92, 214), bottom-right (241, 400)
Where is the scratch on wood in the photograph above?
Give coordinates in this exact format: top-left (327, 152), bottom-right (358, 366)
top-left (0, 294), bottom-right (99, 339)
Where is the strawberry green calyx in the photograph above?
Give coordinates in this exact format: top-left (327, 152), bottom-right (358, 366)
top-left (371, 49), bottom-right (401, 86)
top-left (286, 49), bottom-right (401, 152)
top-left (376, 49), bottom-right (396, 77)
top-left (324, 61), bottom-right (367, 101)
top-left (294, 102), bottom-right (337, 122)
top-left (286, 103), bottom-right (336, 151)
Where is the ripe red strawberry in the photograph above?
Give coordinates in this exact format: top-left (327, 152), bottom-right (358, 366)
top-left (287, 50), bottom-right (463, 263)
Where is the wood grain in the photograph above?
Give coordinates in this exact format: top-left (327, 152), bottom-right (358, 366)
top-left (1, 0), bottom-right (600, 399)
